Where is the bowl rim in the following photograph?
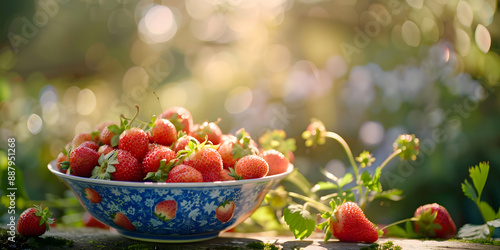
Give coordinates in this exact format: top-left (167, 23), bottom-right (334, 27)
top-left (48, 160), bottom-right (293, 187)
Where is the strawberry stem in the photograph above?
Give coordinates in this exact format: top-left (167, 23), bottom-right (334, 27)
top-left (378, 148), bottom-right (402, 172)
top-left (324, 132), bottom-right (358, 182)
top-left (288, 192), bottom-right (330, 213)
top-left (380, 217), bottom-right (419, 231)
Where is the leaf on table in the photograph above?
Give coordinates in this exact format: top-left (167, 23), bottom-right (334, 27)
top-left (457, 223), bottom-right (489, 239)
top-left (284, 204), bottom-right (316, 240)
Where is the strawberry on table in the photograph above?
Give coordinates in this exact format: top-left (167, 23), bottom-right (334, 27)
top-left (153, 200), bottom-right (177, 222)
top-left (216, 200), bottom-right (235, 223)
top-left (112, 212), bottom-right (135, 231)
top-left (91, 150), bottom-right (143, 181)
top-left (166, 164), bottom-right (203, 183)
top-left (260, 149), bottom-right (289, 176)
top-left (230, 155), bottom-right (269, 180)
top-left (84, 188), bottom-right (101, 204)
top-left (118, 127), bottom-right (149, 161)
top-left (17, 204), bottom-right (54, 236)
top-left (149, 118), bottom-right (177, 146)
top-left (414, 203), bottom-right (456, 239)
top-left (159, 106), bottom-right (194, 134)
top-left (330, 201), bottom-right (379, 243)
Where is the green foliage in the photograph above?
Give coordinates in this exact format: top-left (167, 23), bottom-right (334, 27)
top-left (283, 205), bottom-right (316, 240)
top-left (361, 241), bottom-right (402, 250)
top-left (459, 162), bottom-right (499, 240)
top-left (247, 241), bottom-right (279, 250)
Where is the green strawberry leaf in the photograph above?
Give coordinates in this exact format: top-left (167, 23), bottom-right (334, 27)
top-left (479, 201), bottom-right (496, 223)
top-left (497, 207), bottom-right (500, 219)
top-left (338, 173), bottom-right (354, 188)
top-left (369, 189), bottom-right (404, 202)
top-left (385, 224), bottom-right (408, 238)
top-left (228, 167), bottom-right (242, 180)
top-left (462, 179), bottom-right (478, 202)
top-left (469, 162), bottom-right (489, 200)
top-left (284, 204), bottom-right (316, 240)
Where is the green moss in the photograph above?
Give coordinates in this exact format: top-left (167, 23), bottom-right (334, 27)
top-left (127, 243), bottom-right (156, 250)
top-left (361, 241), bottom-right (402, 250)
top-left (247, 241), bottom-right (279, 250)
top-left (450, 238), bottom-right (500, 246)
top-left (1, 228), bottom-right (74, 249)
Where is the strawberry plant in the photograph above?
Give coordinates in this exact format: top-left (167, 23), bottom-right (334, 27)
top-left (283, 119), bottom-right (420, 241)
top-left (458, 162), bottom-right (500, 240)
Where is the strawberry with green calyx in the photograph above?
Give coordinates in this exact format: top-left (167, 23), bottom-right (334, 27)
top-left (220, 168), bottom-right (235, 181)
top-left (17, 204), bottom-right (55, 236)
top-left (149, 118), bottom-right (177, 146)
top-left (153, 200), bottom-right (177, 222)
top-left (258, 129), bottom-right (296, 163)
top-left (229, 155), bottom-right (268, 180)
top-left (216, 200), bottom-right (235, 223)
top-left (414, 203), bottom-right (456, 239)
top-left (91, 150), bottom-right (143, 181)
top-left (56, 152), bottom-right (68, 173)
top-left (112, 212), bottom-right (135, 231)
top-left (71, 132), bottom-right (99, 149)
top-left (60, 145), bottom-right (100, 177)
top-left (142, 144), bottom-right (176, 175)
top-left (218, 128), bottom-right (259, 169)
top-left (144, 158), bottom-right (178, 182)
top-left (328, 201), bottom-right (379, 243)
top-left (191, 120), bottom-right (223, 145)
top-left (159, 106), bottom-right (194, 134)
top-left (180, 139), bottom-right (224, 182)
top-left (172, 134), bottom-right (199, 152)
top-left (119, 127), bottom-right (149, 161)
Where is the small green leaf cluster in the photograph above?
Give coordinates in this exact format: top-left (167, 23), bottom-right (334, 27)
top-left (459, 162), bottom-right (500, 240)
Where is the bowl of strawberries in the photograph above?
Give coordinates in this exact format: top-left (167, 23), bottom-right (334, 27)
top-left (48, 106), bottom-right (294, 242)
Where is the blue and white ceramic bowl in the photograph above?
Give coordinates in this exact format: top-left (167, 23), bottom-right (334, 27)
top-left (48, 161), bottom-right (293, 243)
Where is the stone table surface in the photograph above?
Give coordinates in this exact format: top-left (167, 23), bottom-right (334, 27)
top-left (16, 227), bottom-right (496, 250)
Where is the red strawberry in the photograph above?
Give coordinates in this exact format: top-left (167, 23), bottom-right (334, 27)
top-left (72, 132), bottom-right (98, 149)
top-left (159, 106), bottom-right (194, 134)
top-left (172, 135), bottom-right (199, 152)
top-left (84, 188), bottom-right (101, 203)
top-left (79, 141), bottom-right (99, 151)
top-left (100, 125), bottom-right (116, 146)
top-left (112, 212), bottom-right (135, 231)
top-left (56, 152), bottom-right (68, 173)
top-left (118, 127), bottom-right (149, 160)
top-left (91, 150), bottom-right (143, 181)
top-left (260, 149), bottom-right (289, 176)
top-left (414, 203), bottom-right (456, 239)
top-left (166, 164), bottom-right (203, 183)
top-left (68, 146), bottom-right (100, 177)
top-left (220, 168), bottom-right (235, 181)
top-left (82, 212), bottom-right (109, 229)
top-left (17, 204), bottom-right (54, 236)
top-left (142, 145), bottom-right (176, 175)
top-left (94, 121), bottom-right (115, 133)
top-left (150, 119), bottom-right (177, 146)
top-left (330, 201), bottom-right (378, 243)
top-left (218, 129), bottom-right (259, 169)
top-left (98, 145), bottom-right (114, 155)
top-left (183, 145), bottom-right (224, 182)
top-left (231, 155), bottom-right (269, 180)
top-left (191, 121), bottom-right (223, 145)
top-left (153, 200), bottom-right (177, 222)
top-left (258, 129), bottom-right (296, 163)
top-left (216, 200), bottom-right (235, 223)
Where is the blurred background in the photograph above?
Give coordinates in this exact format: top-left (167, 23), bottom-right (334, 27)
top-left (0, 0), bottom-right (499, 232)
